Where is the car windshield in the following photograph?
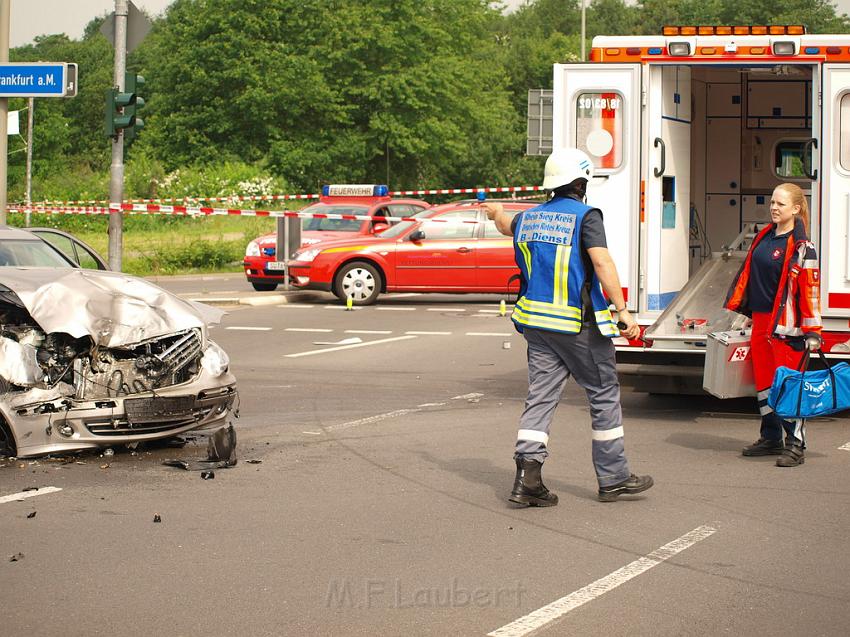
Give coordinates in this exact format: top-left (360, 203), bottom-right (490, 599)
top-left (300, 205), bottom-right (369, 232)
top-left (379, 220), bottom-right (418, 238)
top-left (0, 239), bottom-right (75, 267)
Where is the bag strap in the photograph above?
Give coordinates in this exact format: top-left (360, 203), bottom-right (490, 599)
top-left (793, 348), bottom-right (837, 414)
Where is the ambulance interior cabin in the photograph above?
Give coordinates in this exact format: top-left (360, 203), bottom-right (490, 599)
top-left (645, 63), bottom-right (815, 341)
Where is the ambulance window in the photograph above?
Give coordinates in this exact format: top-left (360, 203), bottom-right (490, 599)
top-left (773, 141), bottom-right (808, 179)
top-left (840, 94), bottom-right (850, 171)
top-left (576, 92), bottom-right (623, 170)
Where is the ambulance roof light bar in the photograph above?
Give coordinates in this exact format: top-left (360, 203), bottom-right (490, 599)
top-left (322, 184), bottom-right (389, 197)
top-left (662, 25), bottom-right (806, 36)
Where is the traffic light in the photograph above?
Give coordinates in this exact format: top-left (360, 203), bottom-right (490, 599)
top-left (103, 72), bottom-right (145, 140)
top-left (123, 72), bottom-right (145, 141)
top-left (104, 86), bottom-right (136, 138)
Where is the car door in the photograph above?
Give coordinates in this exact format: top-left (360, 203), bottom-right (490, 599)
top-left (476, 208), bottom-right (521, 292)
top-left (394, 210), bottom-right (478, 289)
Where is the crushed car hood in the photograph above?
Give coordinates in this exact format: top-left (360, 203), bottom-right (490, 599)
top-left (0, 268), bottom-right (224, 348)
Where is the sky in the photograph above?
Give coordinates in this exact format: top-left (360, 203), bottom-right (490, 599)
top-left (9, 0), bottom-right (850, 48)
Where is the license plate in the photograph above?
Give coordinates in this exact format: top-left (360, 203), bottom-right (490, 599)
top-left (125, 396), bottom-right (194, 424)
top-left (267, 261), bottom-right (287, 271)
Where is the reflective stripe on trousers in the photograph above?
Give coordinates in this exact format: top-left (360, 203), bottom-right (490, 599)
top-left (515, 327), bottom-right (631, 487)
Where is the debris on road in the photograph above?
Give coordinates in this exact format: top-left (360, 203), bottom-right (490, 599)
top-left (9, 552), bottom-right (24, 562)
top-left (206, 424), bottom-right (237, 464)
top-left (246, 459), bottom-right (262, 464)
top-left (153, 514), bottom-right (161, 523)
top-left (200, 471), bottom-right (215, 480)
top-left (22, 486), bottom-right (38, 492)
top-left (26, 511), bottom-right (36, 519)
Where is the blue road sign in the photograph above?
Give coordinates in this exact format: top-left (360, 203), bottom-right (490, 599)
top-left (0, 63), bottom-right (77, 98)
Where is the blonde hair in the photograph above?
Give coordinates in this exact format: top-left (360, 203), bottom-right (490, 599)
top-left (775, 183), bottom-right (809, 234)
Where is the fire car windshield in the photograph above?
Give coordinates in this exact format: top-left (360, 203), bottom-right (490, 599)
top-left (300, 204), bottom-right (369, 232)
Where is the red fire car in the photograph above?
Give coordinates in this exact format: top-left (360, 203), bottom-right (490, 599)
top-left (243, 185), bottom-right (430, 291)
top-left (286, 200), bottom-right (536, 304)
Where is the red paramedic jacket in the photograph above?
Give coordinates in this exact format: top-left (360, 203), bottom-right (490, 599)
top-left (725, 219), bottom-right (822, 339)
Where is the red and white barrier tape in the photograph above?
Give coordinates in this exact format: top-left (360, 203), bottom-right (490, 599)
top-left (23, 185), bottom-right (546, 208)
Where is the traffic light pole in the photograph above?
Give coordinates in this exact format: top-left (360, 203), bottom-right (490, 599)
top-left (108, 0), bottom-right (129, 271)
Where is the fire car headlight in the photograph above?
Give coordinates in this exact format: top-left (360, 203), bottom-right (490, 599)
top-left (292, 248), bottom-right (321, 262)
top-left (246, 240), bottom-right (261, 257)
top-left (201, 341), bottom-right (230, 377)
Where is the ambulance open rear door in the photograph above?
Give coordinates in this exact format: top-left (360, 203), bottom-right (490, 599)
top-left (552, 64), bottom-right (641, 310)
top-left (819, 64), bottom-right (850, 320)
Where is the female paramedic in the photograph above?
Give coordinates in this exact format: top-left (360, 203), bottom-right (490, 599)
top-left (725, 183), bottom-right (822, 467)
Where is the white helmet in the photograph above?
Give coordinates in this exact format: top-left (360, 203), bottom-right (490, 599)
top-left (542, 148), bottom-right (594, 190)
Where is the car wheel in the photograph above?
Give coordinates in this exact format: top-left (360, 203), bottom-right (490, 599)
top-left (0, 416), bottom-right (16, 458)
top-left (334, 261), bottom-right (382, 305)
top-left (252, 282), bottom-right (278, 292)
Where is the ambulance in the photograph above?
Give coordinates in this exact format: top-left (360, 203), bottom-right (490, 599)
top-left (548, 25), bottom-right (850, 395)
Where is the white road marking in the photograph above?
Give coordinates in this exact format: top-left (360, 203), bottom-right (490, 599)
top-left (451, 392), bottom-right (484, 400)
top-left (386, 293), bottom-right (422, 298)
top-left (839, 442), bottom-right (850, 451)
top-left (324, 306), bottom-right (362, 311)
top-left (285, 335), bottom-right (418, 358)
top-left (302, 431), bottom-right (323, 435)
top-left (487, 525), bottom-right (718, 637)
top-left (285, 327), bottom-right (334, 333)
top-left (477, 309), bottom-right (501, 314)
top-left (405, 331), bottom-right (452, 335)
top-left (376, 307), bottom-right (416, 311)
top-left (345, 330), bottom-right (393, 335)
top-left (417, 402), bottom-right (447, 407)
top-left (277, 304), bottom-right (315, 309)
top-left (225, 326), bottom-right (272, 331)
top-left (427, 307), bottom-right (466, 312)
top-left (324, 408), bottom-right (418, 432)
top-left (466, 332), bottom-right (512, 336)
top-left (0, 486), bottom-right (63, 505)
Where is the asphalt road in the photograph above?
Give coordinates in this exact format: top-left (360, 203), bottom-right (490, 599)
top-left (2, 281), bottom-right (850, 636)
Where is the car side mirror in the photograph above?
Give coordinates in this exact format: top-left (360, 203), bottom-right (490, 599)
top-left (409, 229), bottom-right (425, 242)
top-left (372, 222), bottom-right (389, 234)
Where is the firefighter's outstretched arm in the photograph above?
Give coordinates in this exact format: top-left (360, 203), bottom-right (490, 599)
top-left (587, 246), bottom-right (640, 340)
top-left (482, 202), bottom-right (514, 237)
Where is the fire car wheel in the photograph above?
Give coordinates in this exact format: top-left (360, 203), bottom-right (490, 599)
top-left (334, 261), bottom-right (382, 306)
top-left (252, 282), bottom-right (278, 292)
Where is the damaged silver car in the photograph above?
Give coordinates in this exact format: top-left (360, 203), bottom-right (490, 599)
top-left (0, 266), bottom-right (238, 458)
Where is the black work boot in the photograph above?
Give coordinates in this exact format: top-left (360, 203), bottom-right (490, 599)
top-left (597, 474), bottom-right (654, 502)
top-left (776, 444), bottom-right (805, 467)
top-left (742, 438), bottom-right (784, 456)
top-left (509, 458), bottom-right (558, 507)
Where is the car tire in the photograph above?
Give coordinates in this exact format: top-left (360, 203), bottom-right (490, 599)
top-left (334, 261), bottom-right (382, 306)
top-left (252, 282), bottom-right (278, 292)
top-left (0, 416), bottom-right (16, 458)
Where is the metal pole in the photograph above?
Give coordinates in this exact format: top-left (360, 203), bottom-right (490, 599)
top-left (108, 0), bottom-right (129, 270)
top-left (0, 0), bottom-right (10, 226)
top-left (25, 97), bottom-right (33, 227)
top-left (580, 0), bottom-right (586, 61)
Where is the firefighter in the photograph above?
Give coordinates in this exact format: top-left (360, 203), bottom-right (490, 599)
top-left (726, 183), bottom-right (823, 467)
top-left (483, 148), bottom-right (653, 504)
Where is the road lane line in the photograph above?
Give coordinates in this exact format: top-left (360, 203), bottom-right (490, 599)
top-left (466, 332), bottom-right (512, 336)
top-left (376, 307), bottom-right (416, 311)
top-left (839, 442), bottom-right (850, 451)
top-left (324, 408), bottom-right (417, 431)
top-left (487, 525), bottom-right (718, 637)
top-left (324, 306), bottom-right (362, 311)
top-left (345, 330), bottom-right (393, 335)
top-left (477, 310), bottom-right (501, 314)
top-left (225, 326), bottom-right (272, 331)
top-left (285, 335), bottom-right (418, 358)
top-left (427, 308), bottom-right (466, 312)
top-left (277, 304), bottom-right (315, 309)
top-left (405, 331), bottom-right (452, 335)
top-left (451, 393), bottom-right (484, 400)
top-left (285, 328), bottom-right (334, 333)
top-left (0, 486), bottom-right (63, 505)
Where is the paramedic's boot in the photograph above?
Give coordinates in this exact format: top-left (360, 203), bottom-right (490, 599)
top-left (776, 444), bottom-right (805, 467)
top-left (597, 474), bottom-right (654, 502)
top-left (742, 438), bottom-right (785, 456)
top-left (509, 458), bottom-right (558, 507)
